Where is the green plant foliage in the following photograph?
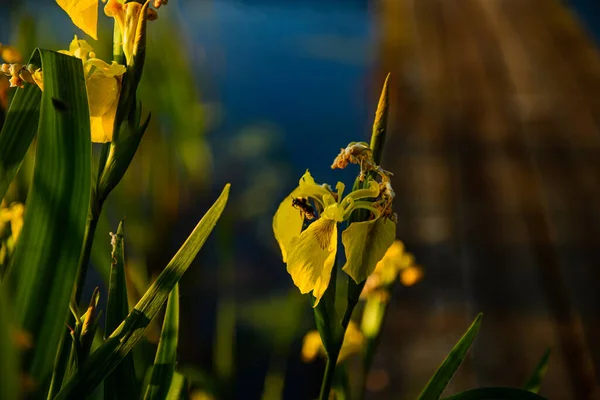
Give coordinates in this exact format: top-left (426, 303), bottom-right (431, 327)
top-left (55, 184), bottom-right (230, 399)
top-left (0, 287), bottom-right (19, 400)
top-left (143, 283), bottom-right (180, 400)
top-left (417, 314), bottom-right (483, 400)
top-left (104, 220), bottom-right (138, 400)
top-left (2, 49), bottom-right (91, 387)
top-left (0, 79), bottom-right (40, 200)
top-left (523, 349), bottom-right (551, 394)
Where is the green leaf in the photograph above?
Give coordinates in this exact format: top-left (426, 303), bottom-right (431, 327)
top-left (2, 49), bottom-right (91, 386)
top-left (55, 184), bottom-right (230, 399)
top-left (143, 283), bottom-right (180, 400)
top-left (165, 372), bottom-right (188, 400)
top-left (417, 314), bottom-right (483, 400)
top-left (341, 218), bottom-right (396, 284)
top-left (104, 220), bottom-right (138, 400)
top-left (441, 387), bottom-right (548, 400)
top-left (523, 349), bottom-right (551, 394)
top-left (0, 287), bottom-right (19, 400)
top-left (0, 67), bottom-right (41, 200)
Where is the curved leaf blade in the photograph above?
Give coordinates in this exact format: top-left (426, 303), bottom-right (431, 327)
top-left (0, 62), bottom-right (41, 200)
top-left (3, 49), bottom-right (91, 386)
top-left (417, 313), bottom-right (483, 400)
top-left (104, 220), bottom-right (138, 400)
top-left (55, 184), bottom-right (230, 399)
top-left (523, 349), bottom-right (551, 394)
top-left (143, 283), bottom-right (180, 400)
top-left (442, 387), bottom-right (548, 400)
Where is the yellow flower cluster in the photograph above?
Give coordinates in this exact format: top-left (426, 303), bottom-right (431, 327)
top-left (361, 240), bottom-right (423, 300)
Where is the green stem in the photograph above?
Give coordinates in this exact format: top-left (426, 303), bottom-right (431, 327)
top-left (319, 350), bottom-right (339, 400)
top-left (319, 297), bottom-right (359, 400)
top-left (73, 210), bottom-right (100, 305)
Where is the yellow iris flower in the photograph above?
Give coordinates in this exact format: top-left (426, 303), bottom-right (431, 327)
top-left (32, 36), bottom-right (126, 142)
top-left (61, 36), bottom-right (126, 143)
top-left (273, 170), bottom-right (396, 306)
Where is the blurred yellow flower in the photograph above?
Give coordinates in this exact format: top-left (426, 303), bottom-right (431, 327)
top-left (301, 321), bottom-right (364, 363)
top-left (30, 36), bottom-right (126, 142)
top-left (361, 240), bottom-right (423, 298)
top-left (56, 0), bottom-right (99, 40)
top-left (0, 202), bottom-right (24, 241)
top-left (0, 44), bottom-right (22, 64)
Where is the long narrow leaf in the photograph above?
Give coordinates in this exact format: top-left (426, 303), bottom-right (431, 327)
top-left (166, 372), bottom-right (188, 400)
top-left (3, 49), bottom-right (91, 387)
top-left (442, 387), bottom-right (548, 400)
top-left (417, 313), bottom-right (483, 400)
top-left (104, 220), bottom-right (138, 400)
top-left (523, 349), bottom-right (551, 394)
top-left (0, 287), bottom-right (19, 400)
top-left (144, 283), bottom-right (180, 400)
top-left (0, 67), bottom-right (41, 200)
top-left (55, 184), bottom-right (230, 399)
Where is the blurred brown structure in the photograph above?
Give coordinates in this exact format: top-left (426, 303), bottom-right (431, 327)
top-left (374, 0), bottom-right (600, 398)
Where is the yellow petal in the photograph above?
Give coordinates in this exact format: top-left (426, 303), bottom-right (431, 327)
top-left (301, 330), bottom-right (323, 362)
top-left (272, 187), bottom-right (304, 263)
top-left (341, 218), bottom-right (396, 284)
top-left (56, 0), bottom-right (99, 40)
top-left (286, 218), bottom-right (337, 306)
top-left (298, 170), bottom-right (331, 204)
top-left (400, 265), bottom-right (424, 287)
top-left (86, 73), bottom-right (121, 142)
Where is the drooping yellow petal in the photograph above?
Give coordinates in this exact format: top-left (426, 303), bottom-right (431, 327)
top-left (56, 0), bottom-right (99, 40)
top-left (272, 187), bottom-right (304, 263)
top-left (86, 72), bottom-right (121, 142)
top-left (341, 218), bottom-right (396, 284)
top-left (286, 218), bottom-right (337, 306)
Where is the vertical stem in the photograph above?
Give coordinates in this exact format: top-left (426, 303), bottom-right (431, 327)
top-left (319, 350), bottom-right (339, 400)
top-left (73, 211), bottom-right (100, 305)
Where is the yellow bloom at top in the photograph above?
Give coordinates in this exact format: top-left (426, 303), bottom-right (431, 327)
top-left (62, 36), bottom-right (126, 142)
top-left (56, 0), bottom-right (99, 40)
top-left (31, 36), bottom-right (126, 142)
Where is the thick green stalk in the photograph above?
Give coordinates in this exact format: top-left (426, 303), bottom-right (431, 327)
top-left (319, 74), bottom-right (391, 400)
